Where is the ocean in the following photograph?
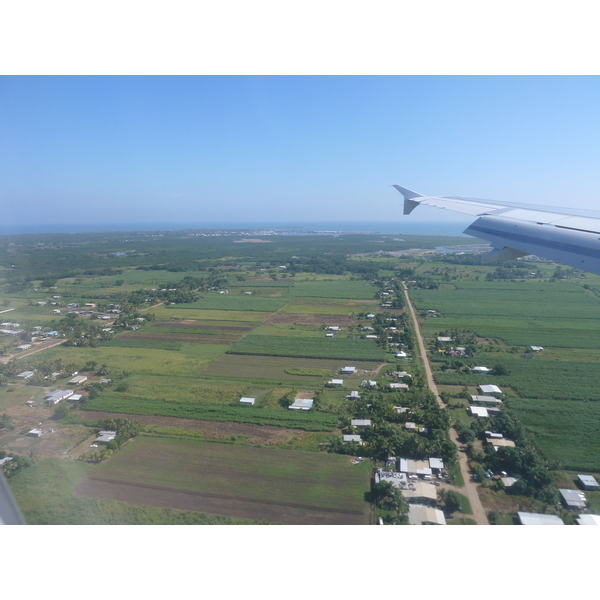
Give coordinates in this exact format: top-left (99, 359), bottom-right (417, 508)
top-left (0, 220), bottom-right (473, 237)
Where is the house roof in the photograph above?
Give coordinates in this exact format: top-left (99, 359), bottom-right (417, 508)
top-left (559, 488), bottom-right (587, 508)
top-left (401, 482), bottom-right (437, 501)
top-left (408, 504), bottom-right (446, 525)
top-left (578, 474), bottom-right (599, 488)
top-left (343, 434), bottom-right (362, 443)
top-left (479, 384), bottom-right (502, 394)
top-left (576, 514), bottom-right (600, 525)
top-left (470, 406), bottom-right (489, 418)
top-left (429, 458), bottom-right (444, 470)
top-left (518, 512), bottom-right (564, 525)
top-left (351, 419), bottom-right (371, 427)
top-left (471, 395), bottom-right (502, 403)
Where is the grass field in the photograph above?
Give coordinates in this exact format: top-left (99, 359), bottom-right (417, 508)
top-left (279, 297), bottom-right (380, 315)
top-left (74, 436), bottom-right (372, 524)
top-left (227, 334), bottom-right (386, 360)
top-left (289, 280), bottom-right (376, 299)
top-left (8, 458), bottom-right (268, 524)
top-left (173, 295), bottom-right (290, 312)
top-left (200, 354), bottom-right (382, 381)
top-left (80, 395), bottom-right (338, 430)
top-left (507, 397), bottom-right (600, 471)
top-left (42, 344), bottom-right (231, 376)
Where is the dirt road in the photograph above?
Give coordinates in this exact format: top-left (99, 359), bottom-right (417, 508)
top-left (0, 339), bottom-right (66, 364)
top-left (402, 283), bottom-right (488, 525)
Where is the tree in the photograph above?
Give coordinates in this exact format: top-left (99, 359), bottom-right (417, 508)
top-left (53, 403), bottom-right (71, 420)
top-left (443, 490), bottom-right (462, 514)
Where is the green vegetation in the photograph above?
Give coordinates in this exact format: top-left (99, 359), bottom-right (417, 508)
top-left (228, 334), bottom-right (386, 360)
top-left (81, 395), bottom-right (338, 430)
top-left (8, 459), bottom-right (270, 524)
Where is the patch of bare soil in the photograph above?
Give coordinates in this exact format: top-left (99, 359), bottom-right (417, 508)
top-left (264, 313), bottom-right (356, 326)
top-left (78, 411), bottom-right (307, 445)
top-left (74, 478), bottom-right (367, 524)
top-left (0, 402), bottom-right (92, 459)
top-left (476, 337), bottom-right (490, 345)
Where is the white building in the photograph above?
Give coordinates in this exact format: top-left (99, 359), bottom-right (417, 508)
top-left (239, 397), bottom-right (255, 405)
top-left (479, 384), bottom-right (502, 394)
top-left (518, 512), bottom-right (564, 525)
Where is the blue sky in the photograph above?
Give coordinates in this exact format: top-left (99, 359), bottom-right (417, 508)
top-left (1, 76), bottom-right (600, 230)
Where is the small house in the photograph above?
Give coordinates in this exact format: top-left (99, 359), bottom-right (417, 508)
top-left (578, 474), bottom-right (600, 491)
top-left (518, 512), bottom-right (564, 525)
top-left (350, 419), bottom-right (371, 427)
top-left (27, 429), bottom-right (43, 437)
top-left (559, 488), bottom-right (587, 510)
top-left (340, 366), bottom-right (356, 374)
top-left (329, 379), bottom-right (343, 386)
top-left (479, 384), bottom-right (502, 395)
top-left (343, 434), bottom-right (362, 444)
top-left (69, 375), bottom-right (88, 385)
top-left (239, 397), bottom-right (255, 405)
top-left (470, 406), bottom-right (489, 418)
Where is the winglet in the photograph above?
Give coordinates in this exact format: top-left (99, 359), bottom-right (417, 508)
top-left (393, 185), bottom-right (424, 215)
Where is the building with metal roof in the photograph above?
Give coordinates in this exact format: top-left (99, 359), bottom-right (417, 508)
top-left (239, 397), bottom-right (255, 405)
top-left (518, 512), bottom-right (564, 525)
top-left (95, 431), bottom-right (117, 444)
top-left (576, 514), bottom-right (600, 525)
top-left (288, 398), bottom-right (313, 410)
top-left (470, 406), bottom-right (489, 418)
top-left (408, 504), bottom-right (446, 525)
top-left (559, 488), bottom-right (587, 510)
top-left (329, 379), bottom-right (343, 386)
top-left (472, 366), bottom-right (491, 373)
top-left (471, 395), bottom-right (502, 403)
top-left (487, 438), bottom-right (516, 449)
top-left (399, 458), bottom-right (432, 476)
top-left (401, 482), bottom-right (437, 504)
top-left (429, 458), bottom-right (444, 471)
top-left (343, 434), bottom-right (362, 444)
top-left (389, 382), bottom-right (409, 390)
top-left (479, 384), bottom-right (502, 394)
top-left (340, 366), bottom-right (356, 374)
top-left (346, 391), bottom-right (360, 400)
top-left (351, 419), bottom-right (371, 427)
top-left (44, 389), bottom-right (74, 404)
top-left (577, 474), bottom-right (600, 491)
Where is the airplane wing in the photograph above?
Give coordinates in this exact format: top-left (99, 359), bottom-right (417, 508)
top-left (393, 185), bottom-right (600, 276)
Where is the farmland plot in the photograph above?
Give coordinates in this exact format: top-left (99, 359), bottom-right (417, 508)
top-left (201, 354), bottom-right (382, 382)
top-left (228, 334), bottom-right (386, 361)
top-left (74, 436), bottom-right (372, 524)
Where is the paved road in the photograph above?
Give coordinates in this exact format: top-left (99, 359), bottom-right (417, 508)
top-left (402, 283), bottom-right (488, 525)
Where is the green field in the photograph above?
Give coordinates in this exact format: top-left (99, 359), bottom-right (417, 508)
top-left (507, 397), bottom-right (600, 471)
top-left (79, 436), bottom-right (372, 524)
top-left (289, 280), bottom-right (377, 299)
top-left (227, 334), bottom-right (386, 360)
top-left (200, 354), bottom-right (382, 382)
top-left (8, 458), bottom-right (268, 524)
top-left (173, 295), bottom-right (290, 312)
top-left (80, 395), bottom-right (338, 430)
